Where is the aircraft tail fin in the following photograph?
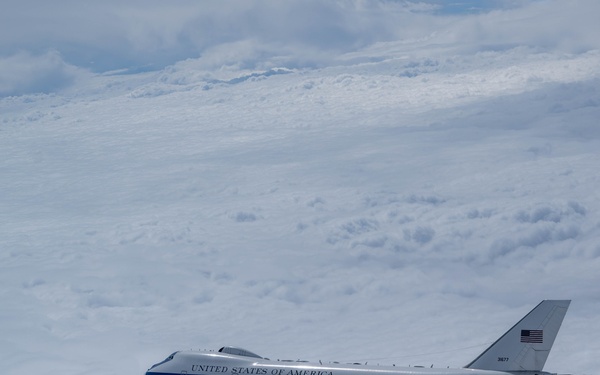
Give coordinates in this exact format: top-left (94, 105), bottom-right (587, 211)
top-left (465, 300), bottom-right (570, 373)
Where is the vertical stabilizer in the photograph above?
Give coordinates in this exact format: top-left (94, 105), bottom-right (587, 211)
top-left (465, 300), bottom-right (570, 372)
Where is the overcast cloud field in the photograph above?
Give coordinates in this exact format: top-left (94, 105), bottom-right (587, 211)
top-left (1, 1), bottom-right (600, 375)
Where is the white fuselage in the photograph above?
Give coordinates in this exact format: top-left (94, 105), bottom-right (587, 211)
top-left (145, 351), bottom-right (513, 375)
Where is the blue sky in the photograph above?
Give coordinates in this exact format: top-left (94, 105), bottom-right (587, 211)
top-left (426, 0), bottom-right (524, 14)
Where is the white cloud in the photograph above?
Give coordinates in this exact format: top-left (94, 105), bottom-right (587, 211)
top-left (446, 0), bottom-right (600, 53)
top-left (0, 50), bottom-right (84, 96)
top-left (2, 2), bottom-right (600, 375)
top-left (1, 0), bottom-right (598, 96)
top-left (2, 0), bottom-right (599, 76)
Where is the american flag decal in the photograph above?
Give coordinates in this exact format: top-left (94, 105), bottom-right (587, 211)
top-left (521, 329), bottom-right (543, 343)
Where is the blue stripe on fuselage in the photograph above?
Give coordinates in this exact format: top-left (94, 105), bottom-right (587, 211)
top-left (147, 372), bottom-right (208, 375)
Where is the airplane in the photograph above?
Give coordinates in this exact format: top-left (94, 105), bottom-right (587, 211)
top-left (146, 300), bottom-right (570, 375)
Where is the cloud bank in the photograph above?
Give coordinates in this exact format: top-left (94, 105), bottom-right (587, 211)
top-left (2, 0), bottom-right (599, 76)
top-left (0, 51), bottom-right (83, 96)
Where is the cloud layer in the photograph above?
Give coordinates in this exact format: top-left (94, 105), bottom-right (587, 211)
top-left (0, 51), bottom-right (84, 96)
top-left (2, 1), bottom-right (599, 80)
top-left (2, 2), bottom-right (600, 375)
